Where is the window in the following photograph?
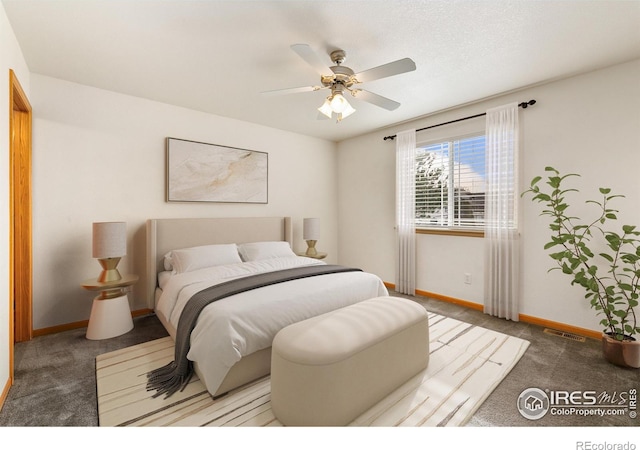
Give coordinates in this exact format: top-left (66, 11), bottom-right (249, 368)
top-left (415, 134), bottom-right (485, 230)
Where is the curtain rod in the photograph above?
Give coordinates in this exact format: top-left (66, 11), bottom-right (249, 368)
top-left (382, 99), bottom-right (537, 141)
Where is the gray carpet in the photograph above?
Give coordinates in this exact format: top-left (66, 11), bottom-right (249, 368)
top-left (0, 314), bottom-right (168, 426)
top-left (0, 294), bottom-right (638, 427)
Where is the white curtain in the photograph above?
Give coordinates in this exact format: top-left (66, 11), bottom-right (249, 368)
top-left (484, 103), bottom-right (520, 321)
top-left (395, 129), bottom-right (416, 295)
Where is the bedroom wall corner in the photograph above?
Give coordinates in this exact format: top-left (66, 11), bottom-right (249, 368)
top-left (0, 0), bottom-right (31, 409)
top-left (336, 130), bottom-right (396, 279)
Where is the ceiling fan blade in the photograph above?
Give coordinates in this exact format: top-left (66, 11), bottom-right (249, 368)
top-left (354, 58), bottom-right (416, 83)
top-left (354, 89), bottom-right (401, 111)
top-left (291, 44), bottom-right (333, 76)
top-left (261, 85), bottom-right (323, 96)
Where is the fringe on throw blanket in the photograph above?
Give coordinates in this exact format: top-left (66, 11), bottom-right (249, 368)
top-left (146, 360), bottom-right (194, 398)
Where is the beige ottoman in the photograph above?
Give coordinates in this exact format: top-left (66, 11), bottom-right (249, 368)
top-left (270, 296), bottom-right (429, 426)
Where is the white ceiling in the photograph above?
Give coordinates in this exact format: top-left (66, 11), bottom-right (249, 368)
top-left (3, 0), bottom-right (640, 142)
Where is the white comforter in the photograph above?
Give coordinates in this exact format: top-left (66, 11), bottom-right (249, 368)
top-left (156, 256), bottom-right (389, 395)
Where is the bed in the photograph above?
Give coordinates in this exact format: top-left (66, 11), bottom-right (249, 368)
top-left (146, 217), bottom-right (389, 398)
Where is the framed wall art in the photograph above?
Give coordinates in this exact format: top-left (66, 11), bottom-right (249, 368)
top-left (166, 137), bottom-right (268, 203)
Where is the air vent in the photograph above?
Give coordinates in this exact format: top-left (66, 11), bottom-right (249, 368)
top-left (543, 328), bottom-right (586, 342)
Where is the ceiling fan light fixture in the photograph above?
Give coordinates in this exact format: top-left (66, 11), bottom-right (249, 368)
top-left (340, 103), bottom-right (356, 120)
top-left (265, 44), bottom-right (416, 123)
top-left (329, 92), bottom-right (350, 113)
top-left (319, 93), bottom-right (356, 121)
top-left (318, 99), bottom-right (333, 118)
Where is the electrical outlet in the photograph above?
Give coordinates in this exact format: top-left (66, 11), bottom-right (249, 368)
top-left (464, 273), bottom-right (472, 284)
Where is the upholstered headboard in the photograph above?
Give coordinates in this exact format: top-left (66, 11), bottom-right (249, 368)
top-left (145, 217), bottom-right (292, 308)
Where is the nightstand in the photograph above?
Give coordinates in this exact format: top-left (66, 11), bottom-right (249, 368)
top-left (297, 252), bottom-right (328, 260)
top-left (81, 274), bottom-right (138, 340)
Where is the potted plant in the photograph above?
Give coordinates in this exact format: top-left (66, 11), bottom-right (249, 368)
top-left (523, 166), bottom-right (639, 368)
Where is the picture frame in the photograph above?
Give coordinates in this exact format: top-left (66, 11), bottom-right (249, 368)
top-left (166, 137), bottom-right (268, 203)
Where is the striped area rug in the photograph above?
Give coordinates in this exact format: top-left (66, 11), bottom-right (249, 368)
top-left (96, 312), bottom-right (529, 427)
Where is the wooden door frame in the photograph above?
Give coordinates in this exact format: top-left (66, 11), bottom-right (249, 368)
top-left (9, 69), bottom-right (33, 381)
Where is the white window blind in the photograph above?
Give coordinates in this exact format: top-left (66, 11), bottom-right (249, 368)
top-left (415, 134), bottom-right (486, 229)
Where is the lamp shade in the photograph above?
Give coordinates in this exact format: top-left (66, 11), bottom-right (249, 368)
top-left (340, 102), bottom-right (356, 119)
top-left (330, 93), bottom-right (350, 113)
top-left (318, 99), bottom-right (333, 119)
top-left (303, 218), bottom-right (319, 241)
top-left (92, 222), bottom-right (126, 259)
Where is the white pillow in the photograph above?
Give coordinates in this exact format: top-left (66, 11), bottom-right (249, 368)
top-left (237, 241), bottom-right (295, 261)
top-left (166, 243), bottom-right (242, 274)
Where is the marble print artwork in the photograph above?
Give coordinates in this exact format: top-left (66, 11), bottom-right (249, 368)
top-left (167, 138), bottom-right (267, 203)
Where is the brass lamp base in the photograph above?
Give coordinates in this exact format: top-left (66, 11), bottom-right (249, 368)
top-left (97, 257), bottom-right (123, 283)
top-left (305, 240), bottom-right (318, 257)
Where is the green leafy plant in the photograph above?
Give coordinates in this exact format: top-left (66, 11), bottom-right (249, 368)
top-left (523, 167), bottom-right (639, 341)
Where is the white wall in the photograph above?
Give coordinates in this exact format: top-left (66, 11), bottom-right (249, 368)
top-left (7, 21), bottom-right (639, 348)
top-left (30, 74), bottom-right (338, 329)
top-left (338, 59), bottom-right (640, 333)
top-left (1, 1), bottom-right (30, 399)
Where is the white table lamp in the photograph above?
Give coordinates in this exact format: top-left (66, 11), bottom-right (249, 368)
top-left (92, 221), bottom-right (126, 282)
top-left (303, 218), bottom-right (320, 257)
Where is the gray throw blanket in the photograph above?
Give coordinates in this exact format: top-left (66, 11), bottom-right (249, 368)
top-left (146, 264), bottom-right (362, 398)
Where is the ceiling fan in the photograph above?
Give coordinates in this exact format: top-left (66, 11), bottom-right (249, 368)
top-left (262, 44), bottom-right (416, 122)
